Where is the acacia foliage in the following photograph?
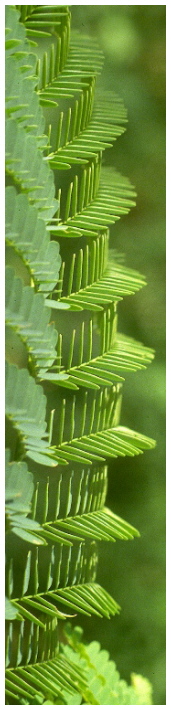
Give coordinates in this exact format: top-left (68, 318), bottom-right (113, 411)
top-left (5, 5), bottom-right (155, 704)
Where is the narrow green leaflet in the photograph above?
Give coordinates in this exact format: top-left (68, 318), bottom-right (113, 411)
top-left (56, 167), bottom-right (136, 240)
top-left (10, 582), bottom-right (120, 625)
top-left (5, 597), bottom-right (23, 621)
top-left (46, 108), bottom-right (126, 169)
top-left (28, 464), bottom-right (108, 524)
top-left (112, 333), bottom-right (155, 371)
top-left (37, 33), bottom-right (103, 102)
top-left (42, 506), bottom-right (140, 543)
top-left (50, 260), bottom-right (146, 312)
top-left (5, 651), bottom-right (86, 704)
top-left (54, 425), bottom-right (156, 465)
top-left (58, 334), bottom-right (155, 391)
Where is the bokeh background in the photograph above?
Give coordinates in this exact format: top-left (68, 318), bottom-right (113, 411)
top-left (71, 4), bottom-right (166, 705)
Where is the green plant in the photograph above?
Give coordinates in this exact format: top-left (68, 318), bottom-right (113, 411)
top-left (5, 5), bottom-right (155, 704)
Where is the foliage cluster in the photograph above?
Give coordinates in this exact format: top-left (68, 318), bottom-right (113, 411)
top-left (5, 5), bottom-right (155, 704)
top-left (70, 8), bottom-right (165, 703)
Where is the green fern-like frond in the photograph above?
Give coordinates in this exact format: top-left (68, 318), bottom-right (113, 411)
top-left (6, 537), bottom-right (98, 602)
top-left (42, 506), bottom-right (140, 543)
top-left (10, 582), bottom-right (120, 627)
top-left (48, 259), bottom-right (146, 311)
top-left (5, 625), bottom-right (153, 704)
top-left (5, 651), bottom-right (86, 704)
top-left (46, 582), bottom-right (120, 618)
top-left (112, 333), bottom-right (155, 371)
top-left (6, 614), bottom-right (59, 669)
top-left (6, 503), bottom-right (139, 548)
top-left (30, 464), bottom-right (109, 524)
top-left (55, 335), bottom-right (155, 391)
top-left (54, 424), bottom-right (155, 465)
top-left (5, 6), bottom-right (155, 703)
top-left (45, 91), bottom-right (127, 169)
top-left (6, 40), bottom-right (44, 140)
top-left (17, 4), bottom-right (71, 41)
top-left (52, 165), bottom-right (136, 242)
top-left (37, 32), bottom-right (103, 100)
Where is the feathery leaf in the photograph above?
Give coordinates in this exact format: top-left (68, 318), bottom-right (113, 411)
top-left (61, 624), bottom-right (153, 705)
top-left (56, 334), bottom-right (155, 391)
top-left (54, 424), bottom-right (156, 465)
top-left (42, 506), bottom-right (140, 544)
top-left (10, 583), bottom-right (120, 626)
top-left (5, 651), bottom-right (86, 704)
top-left (49, 259), bottom-right (146, 311)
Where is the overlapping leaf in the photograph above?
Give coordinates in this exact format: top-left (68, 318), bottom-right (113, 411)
top-left (6, 5), bottom-right (31, 57)
top-left (5, 7), bottom-right (58, 219)
top-left (6, 537), bottom-right (98, 609)
top-left (48, 233), bottom-right (109, 308)
top-left (62, 624), bottom-right (153, 705)
top-left (5, 624), bottom-right (153, 704)
top-left (17, 6), bottom-right (102, 107)
top-left (6, 536), bottom-right (118, 626)
top-left (6, 33), bottom-right (45, 140)
top-left (5, 266), bottom-right (58, 374)
top-left (5, 188), bottom-right (62, 293)
top-left (5, 362), bottom-right (66, 466)
top-left (6, 119), bottom-right (58, 220)
top-left (5, 450), bottom-right (46, 546)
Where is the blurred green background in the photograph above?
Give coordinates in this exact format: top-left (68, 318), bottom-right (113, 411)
top-left (71, 5), bottom-right (166, 705)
